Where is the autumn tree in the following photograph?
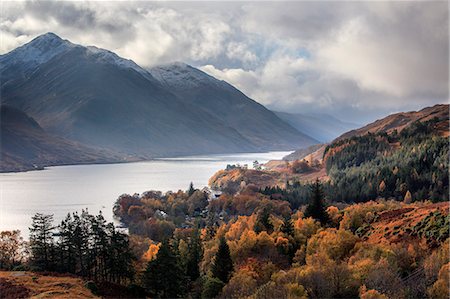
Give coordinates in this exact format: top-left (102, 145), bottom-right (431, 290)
top-left (0, 230), bottom-right (26, 269)
top-left (304, 179), bottom-right (330, 226)
top-left (211, 237), bottom-right (233, 283)
top-left (404, 190), bottom-right (412, 204)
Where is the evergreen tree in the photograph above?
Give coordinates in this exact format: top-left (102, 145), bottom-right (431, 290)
top-left (143, 239), bottom-right (185, 298)
top-left (186, 228), bottom-right (202, 281)
top-left (280, 216), bottom-right (296, 262)
top-left (29, 211), bottom-right (134, 285)
top-left (202, 276), bottom-right (225, 299)
top-left (107, 223), bottom-right (135, 284)
top-left (188, 182), bottom-right (196, 196)
top-left (57, 213), bottom-right (76, 273)
top-left (280, 216), bottom-right (294, 237)
top-left (304, 179), bottom-right (330, 226)
top-left (29, 213), bottom-right (55, 270)
top-left (211, 237), bottom-right (233, 283)
top-left (254, 207), bottom-right (273, 233)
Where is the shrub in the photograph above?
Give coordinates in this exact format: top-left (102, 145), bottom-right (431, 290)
top-left (202, 276), bottom-right (225, 299)
top-left (84, 281), bottom-right (99, 295)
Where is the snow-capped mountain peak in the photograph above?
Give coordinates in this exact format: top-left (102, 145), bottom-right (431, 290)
top-left (149, 62), bottom-right (222, 90)
top-left (85, 46), bottom-right (150, 78)
top-left (0, 32), bottom-right (74, 68)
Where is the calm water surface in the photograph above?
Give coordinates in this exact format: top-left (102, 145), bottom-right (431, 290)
top-left (0, 151), bottom-right (289, 237)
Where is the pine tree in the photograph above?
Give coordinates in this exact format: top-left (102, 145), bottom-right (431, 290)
top-left (29, 213), bottom-right (55, 271)
top-left (186, 228), bottom-right (202, 281)
top-left (254, 207), bottom-right (273, 233)
top-left (143, 239), bottom-right (185, 298)
top-left (211, 237), bottom-right (233, 283)
top-left (188, 182), bottom-right (195, 196)
top-left (304, 179), bottom-right (330, 226)
top-left (280, 216), bottom-right (294, 237)
top-left (57, 213), bottom-right (76, 273)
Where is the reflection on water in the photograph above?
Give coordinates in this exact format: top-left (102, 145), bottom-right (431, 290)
top-left (0, 151), bottom-right (290, 237)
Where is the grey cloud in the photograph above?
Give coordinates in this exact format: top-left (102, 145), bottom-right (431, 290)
top-left (0, 1), bottom-right (447, 124)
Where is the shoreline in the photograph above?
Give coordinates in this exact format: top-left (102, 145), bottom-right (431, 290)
top-left (0, 148), bottom-right (296, 174)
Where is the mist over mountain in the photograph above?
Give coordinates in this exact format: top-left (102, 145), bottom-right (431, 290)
top-left (274, 111), bottom-right (359, 143)
top-left (0, 105), bottom-right (123, 172)
top-left (1, 33), bottom-right (317, 167)
top-left (149, 62), bottom-right (317, 148)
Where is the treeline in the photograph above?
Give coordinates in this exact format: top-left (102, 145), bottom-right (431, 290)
top-left (28, 211), bottom-right (134, 284)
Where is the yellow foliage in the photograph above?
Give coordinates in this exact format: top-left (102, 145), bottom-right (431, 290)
top-left (339, 200), bottom-right (401, 231)
top-left (221, 268), bottom-right (258, 299)
top-left (226, 215), bottom-right (255, 241)
top-left (307, 228), bottom-right (358, 261)
top-left (428, 263), bottom-right (450, 299)
top-left (327, 206), bottom-right (341, 226)
top-left (285, 282), bottom-right (308, 299)
top-left (359, 285), bottom-right (388, 299)
top-left (294, 217), bottom-right (321, 239)
top-left (403, 190), bottom-right (412, 204)
top-left (424, 242), bottom-right (450, 282)
top-left (229, 229), bottom-right (258, 261)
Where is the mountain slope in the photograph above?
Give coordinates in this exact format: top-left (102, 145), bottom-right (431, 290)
top-left (0, 34), bottom-right (260, 157)
top-left (0, 105), bottom-right (123, 172)
top-left (149, 62), bottom-right (318, 149)
top-left (1, 33), bottom-right (316, 159)
top-left (274, 111), bottom-right (359, 142)
top-left (337, 104), bottom-right (449, 140)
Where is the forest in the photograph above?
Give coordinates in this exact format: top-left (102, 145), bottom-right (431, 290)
top-left (323, 118), bottom-right (449, 203)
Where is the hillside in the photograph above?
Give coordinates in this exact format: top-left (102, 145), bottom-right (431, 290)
top-left (149, 63), bottom-right (318, 149)
top-left (1, 33), bottom-right (316, 162)
top-left (0, 271), bottom-right (97, 298)
top-left (275, 111), bottom-right (358, 142)
top-left (338, 104), bottom-right (449, 140)
top-left (212, 104), bottom-right (449, 204)
top-left (0, 105), bottom-right (124, 172)
top-left (360, 201), bottom-right (449, 246)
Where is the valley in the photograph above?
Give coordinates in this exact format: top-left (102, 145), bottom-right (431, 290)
top-left (0, 33), bottom-right (318, 173)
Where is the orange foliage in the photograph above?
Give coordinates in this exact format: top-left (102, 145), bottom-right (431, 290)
top-left (359, 285), bottom-right (388, 299)
top-left (143, 243), bottom-right (161, 262)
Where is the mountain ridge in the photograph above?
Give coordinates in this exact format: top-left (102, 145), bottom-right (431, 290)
top-left (1, 33), bottom-right (317, 171)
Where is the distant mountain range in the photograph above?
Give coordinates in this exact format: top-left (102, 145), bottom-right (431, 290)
top-left (0, 33), bottom-right (317, 172)
top-left (274, 111), bottom-right (359, 142)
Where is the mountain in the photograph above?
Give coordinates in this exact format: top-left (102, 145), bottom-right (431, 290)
top-left (0, 105), bottom-right (124, 172)
top-left (1, 33), bottom-right (316, 160)
top-left (148, 62), bottom-right (318, 149)
top-left (337, 104), bottom-right (449, 140)
top-left (274, 111), bottom-right (359, 142)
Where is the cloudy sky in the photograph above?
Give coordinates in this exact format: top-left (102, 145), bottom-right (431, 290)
top-left (1, 1), bottom-right (448, 123)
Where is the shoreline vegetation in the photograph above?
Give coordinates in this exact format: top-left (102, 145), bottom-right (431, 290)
top-left (1, 106), bottom-right (449, 298)
top-left (1, 186), bottom-right (448, 298)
